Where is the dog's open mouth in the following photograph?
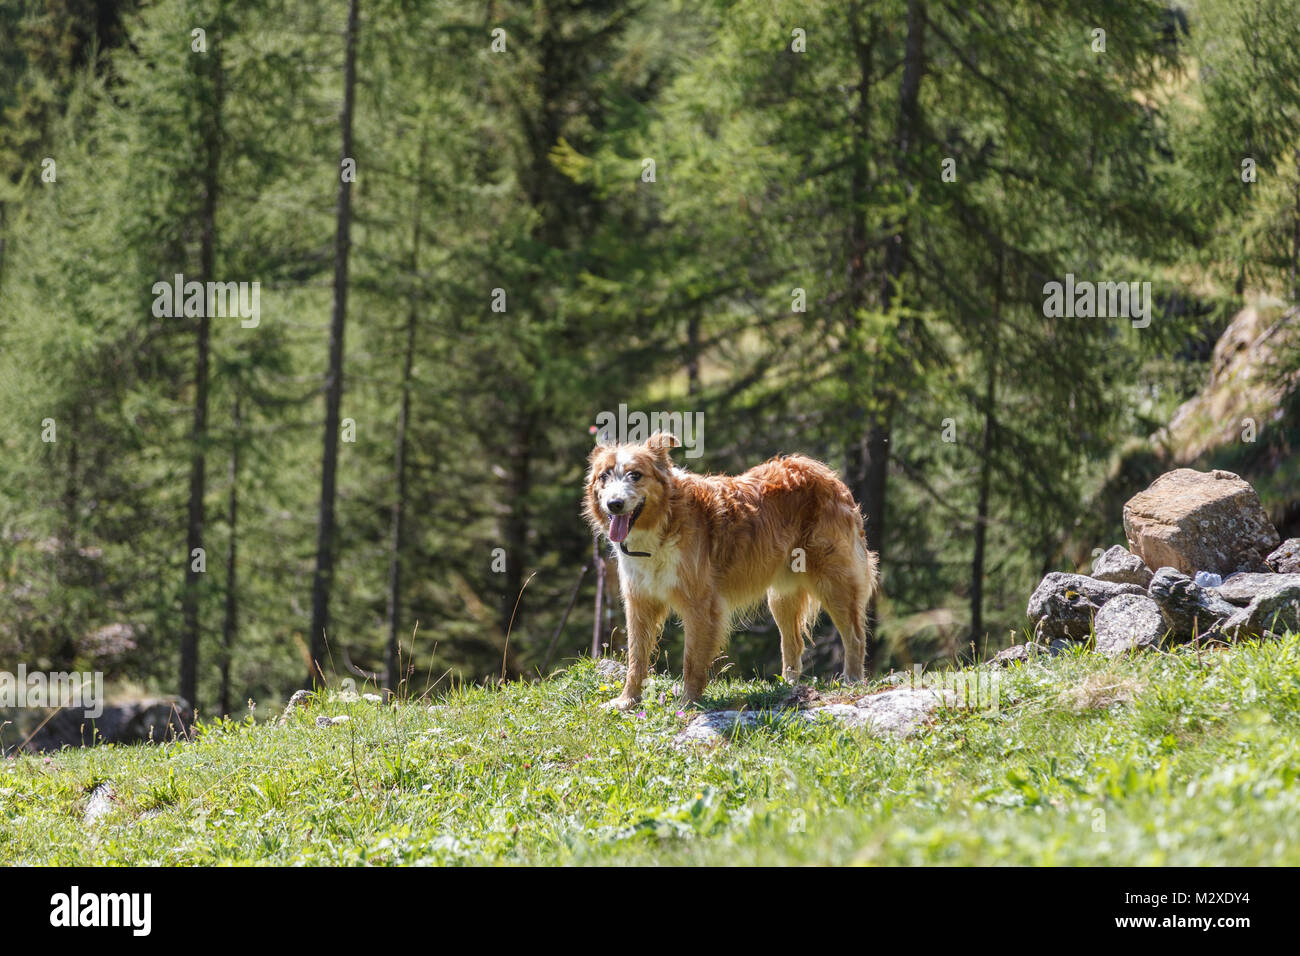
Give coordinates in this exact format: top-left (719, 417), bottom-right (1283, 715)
top-left (607, 502), bottom-right (643, 544)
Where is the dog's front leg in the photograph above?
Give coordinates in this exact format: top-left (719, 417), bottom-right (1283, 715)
top-left (603, 595), bottom-right (667, 711)
top-left (681, 598), bottom-right (725, 704)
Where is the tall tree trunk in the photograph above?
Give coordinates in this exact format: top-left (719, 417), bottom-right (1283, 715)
top-left (970, 365), bottom-right (995, 656)
top-left (1291, 147), bottom-right (1299, 303)
top-left (384, 138), bottom-right (426, 696)
top-left (686, 313), bottom-right (701, 395)
top-left (843, 0), bottom-right (925, 674)
top-left (58, 412), bottom-right (80, 664)
top-left (970, 252), bottom-right (1001, 654)
top-left (308, 0), bottom-right (360, 688)
top-left (869, 0), bottom-right (927, 518)
top-left (219, 396), bottom-right (240, 716)
top-left (181, 12), bottom-right (225, 712)
top-left (497, 415), bottom-right (531, 678)
top-left (843, 1), bottom-right (876, 536)
top-left (62, 410), bottom-right (78, 549)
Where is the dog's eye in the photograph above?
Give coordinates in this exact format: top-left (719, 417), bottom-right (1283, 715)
top-left (598, 470), bottom-right (610, 483)
top-left (629, 471), bottom-right (642, 482)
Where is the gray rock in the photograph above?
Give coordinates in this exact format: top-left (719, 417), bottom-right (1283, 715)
top-left (670, 686), bottom-right (952, 747)
top-left (1093, 593), bottom-right (1168, 656)
top-left (83, 783), bottom-right (116, 826)
top-left (1147, 566), bottom-right (1237, 641)
top-left (1266, 538), bottom-right (1300, 573)
top-left (21, 698), bottom-right (192, 752)
top-left (851, 687), bottom-right (952, 736)
top-left (989, 643), bottom-right (1041, 666)
top-left (277, 689), bottom-right (315, 725)
top-left (805, 703), bottom-right (874, 728)
top-left (1026, 572), bottom-right (1145, 641)
top-left (595, 658), bottom-right (628, 681)
top-left (1091, 545), bottom-right (1153, 587)
top-left (671, 710), bottom-right (759, 747)
top-left (1213, 573), bottom-right (1300, 606)
top-left (1221, 581), bottom-right (1300, 640)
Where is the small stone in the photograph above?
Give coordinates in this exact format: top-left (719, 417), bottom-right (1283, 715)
top-left (1026, 572), bottom-right (1145, 642)
top-left (1093, 593), bottom-right (1167, 656)
top-left (277, 690), bottom-right (315, 726)
top-left (315, 715), bottom-right (350, 728)
top-left (989, 643), bottom-right (1040, 666)
top-left (595, 658), bottom-right (628, 681)
top-left (1214, 572), bottom-right (1300, 606)
top-left (1266, 538), bottom-right (1300, 573)
top-left (1091, 545), bottom-right (1153, 587)
top-left (83, 783), bottom-right (116, 826)
top-left (1221, 581), bottom-right (1300, 640)
top-left (671, 710), bottom-right (757, 748)
top-left (1148, 566), bottom-right (1237, 641)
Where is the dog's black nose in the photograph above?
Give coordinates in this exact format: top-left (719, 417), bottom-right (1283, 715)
top-left (607, 499), bottom-right (625, 514)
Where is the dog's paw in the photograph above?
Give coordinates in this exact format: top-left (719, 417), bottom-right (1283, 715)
top-left (601, 695), bottom-right (639, 712)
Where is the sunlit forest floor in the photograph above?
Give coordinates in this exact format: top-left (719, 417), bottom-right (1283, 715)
top-left (4, 637), bottom-right (1300, 865)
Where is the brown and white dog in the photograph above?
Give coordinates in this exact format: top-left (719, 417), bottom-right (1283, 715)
top-left (583, 432), bottom-right (879, 710)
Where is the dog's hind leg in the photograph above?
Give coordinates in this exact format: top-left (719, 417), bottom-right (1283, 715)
top-left (681, 597), bottom-right (726, 703)
top-left (768, 589), bottom-right (815, 682)
top-left (819, 579), bottom-right (867, 683)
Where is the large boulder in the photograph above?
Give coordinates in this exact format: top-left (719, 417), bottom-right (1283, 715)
top-left (1221, 580), bottom-right (1300, 640)
top-left (1147, 566), bottom-right (1238, 641)
top-left (1091, 545), bottom-right (1153, 587)
top-left (1026, 573), bottom-right (1144, 641)
top-left (1266, 538), bottom-right (1300, 573)
top-left (1122, 469), bottom-right (1278, 576)
top-left (1093, 593), bottom-right (1168, 656)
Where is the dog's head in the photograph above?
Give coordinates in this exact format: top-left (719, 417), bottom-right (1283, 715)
top-left (584, 432), bottom-right (680, 543)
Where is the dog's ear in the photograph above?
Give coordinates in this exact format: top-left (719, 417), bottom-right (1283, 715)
top-left (645, 431), bottom-right (680, 462)
top-left (588, 435), bottom-right (612, 463)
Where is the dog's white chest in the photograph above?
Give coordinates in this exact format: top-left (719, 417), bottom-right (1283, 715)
top-left (615, 533), bottom-right (679, 598)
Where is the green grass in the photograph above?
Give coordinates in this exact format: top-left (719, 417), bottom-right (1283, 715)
top-left (3, 636), bottom-right (1300, 865)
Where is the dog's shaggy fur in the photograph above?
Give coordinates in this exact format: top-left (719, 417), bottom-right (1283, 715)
top-left (583, 432), bottom-right (879, 709)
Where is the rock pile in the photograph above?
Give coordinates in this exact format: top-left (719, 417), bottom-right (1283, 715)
top-left (1018, 468), bottom-right (1299, 658)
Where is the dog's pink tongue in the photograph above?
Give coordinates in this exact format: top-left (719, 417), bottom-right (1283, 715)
top-left (608, 513), bottom-right (631, 543)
